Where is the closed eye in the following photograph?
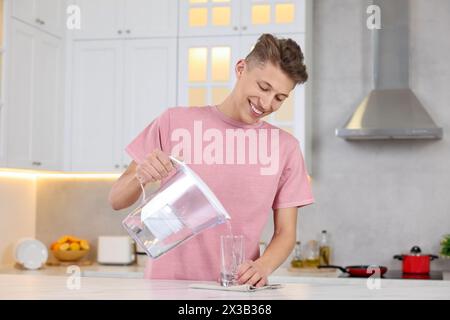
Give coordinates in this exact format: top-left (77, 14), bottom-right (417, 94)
top-left (258, 84), bottom-right (269, 92)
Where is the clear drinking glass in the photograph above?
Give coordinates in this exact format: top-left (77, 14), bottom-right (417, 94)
top-left (220, 235), bottom-right (245, 287)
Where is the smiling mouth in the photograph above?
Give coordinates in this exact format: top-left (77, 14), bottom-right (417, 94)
top-left (249, 101), bottom-right (264, 116)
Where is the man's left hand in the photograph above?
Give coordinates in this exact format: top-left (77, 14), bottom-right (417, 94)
top-left (236, 260), bottom-right (270, 287)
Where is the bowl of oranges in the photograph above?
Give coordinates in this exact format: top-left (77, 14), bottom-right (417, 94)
top-left (50, 235), bottom-right (90, 262)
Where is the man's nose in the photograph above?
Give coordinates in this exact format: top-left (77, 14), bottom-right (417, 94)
top-left (260, 94), bottom-right (273, 112)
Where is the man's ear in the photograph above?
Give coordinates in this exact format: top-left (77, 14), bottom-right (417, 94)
top-left (235, 59), bottom-right (246, 79)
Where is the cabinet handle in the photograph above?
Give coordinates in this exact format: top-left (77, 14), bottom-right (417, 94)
top-left (32, 161), bottom-right (42, 166)
top-left (115, 164), bottom-right (120, 169)
top-left (123, 164), bottom-right (129, 169)
top-left (242, 26), bottom-right (247, 31)
top-left (35, 18), bottom-right (41, 24)
top-left (126, 30), bottom-right (131, 34)
top-left (233, 26), bottom-right (238, 31)
top-left (117, 30), bottom-right (123, 34)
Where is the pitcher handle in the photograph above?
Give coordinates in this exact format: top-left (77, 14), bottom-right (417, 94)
top-left (139, 155), bottom-right (184, 204)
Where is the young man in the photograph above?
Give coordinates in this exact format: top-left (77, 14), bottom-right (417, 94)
top-left (109, 34), bottom-right (314, 287)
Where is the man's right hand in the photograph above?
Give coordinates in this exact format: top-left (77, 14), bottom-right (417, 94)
top-left (135, 149), bottom-right (174, 185)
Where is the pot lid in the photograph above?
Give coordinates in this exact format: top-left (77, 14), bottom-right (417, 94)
top-left (402, 246), bottom-right (429, 256)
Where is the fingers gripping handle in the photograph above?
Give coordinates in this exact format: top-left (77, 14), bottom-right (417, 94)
top-left (139, 156), bottom-right (182, 204)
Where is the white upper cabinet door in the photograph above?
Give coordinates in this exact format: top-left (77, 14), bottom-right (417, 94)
top-left (31, 30), bottom-right (62, 170)
top-left (71, 40), bottom-right (124, 171)
top-left (178, 36), bottom-right (240, 108)
top-left (0, 108), bottom-right (4, 166)
top-left (122, 38), bottom-right (177, 165)
top-left (71, 0), bottom-right (123, 40)
top-left (12, 0), bottom-right (63, 37)
top-left (178, 0), bottom-right (240, 37)
top-left (7, 20), bottom-right (62, 169)
top-left (11, 0), bottom-right (36, 26)
top-left (35, 0), bottom-right (63, 37)
top-left (6, 21), bottom-right (35, 168)
top-left (123, 0), bottom-right (178, 38)
top-left (240, 0), bottom-right (306, 35)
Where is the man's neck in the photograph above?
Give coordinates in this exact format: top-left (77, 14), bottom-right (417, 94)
top-left (216, 95), bottom-right (239, 120)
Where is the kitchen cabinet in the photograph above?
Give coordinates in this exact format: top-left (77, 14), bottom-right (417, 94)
top-left (177, 33), bottom-right (310, 159)
top-left (70, 0), bottom-right (178, 40)
top-left (70, 38), bottom-right (177, 172)
top-left (6, 20), bottom-right (62, 170)
top-left (178, 36), bottom-right (240, 108)
top-left (178, 0), bottom-right (305, 37)
top-left (11, 0), bottom-right (63, 38)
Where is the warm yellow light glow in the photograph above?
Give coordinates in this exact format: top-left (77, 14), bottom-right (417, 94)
top-left (211, 47), bottom-right (230, 82)
top-left (252, 4), bottom-right (271, 25)
top-left (189, 47), bottom-right (208, 82)
top-left (212, 7), bottom-right (230, 26)
top-left (190, 0), bottom-right (208, 4)
top-left (275, 3), bottom-right (295, 24)
top-left (347, 96), bottom-right (369, 129)
top-left (212, 0), bottom-right (230, 2)
top-left (189, 87), bottom-right (208, 106)
top-left (189, 7), bottom-right (208, 27)
top-left (275, 93), bottom-right (294, 121)
top-left (0, 168), bottom-right (120, 180)
top-left (212, 87), bottom-right (230, 105)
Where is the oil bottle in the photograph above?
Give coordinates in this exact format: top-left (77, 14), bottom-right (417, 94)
top-left (319, 230), bottom-right (331, 266)
top-left (290, 241), bottom-right (303, 268)
top-left (304, 240), bottom-right (320, 267)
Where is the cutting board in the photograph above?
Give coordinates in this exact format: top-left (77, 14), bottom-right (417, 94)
top-left (45, 259), bottom-right (93, 266)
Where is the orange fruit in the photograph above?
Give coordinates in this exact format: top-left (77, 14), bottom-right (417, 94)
top-left (57, 236), bottom-right (70, 244)
top-left (50, 242), bottom-right (60, 251)
top-left (68, 236), bottom-right (81, 243)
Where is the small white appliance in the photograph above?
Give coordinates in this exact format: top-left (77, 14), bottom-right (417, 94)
top-left (97, 236), bottom-right (135, 265)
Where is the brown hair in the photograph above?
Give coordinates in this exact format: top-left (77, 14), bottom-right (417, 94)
top-left (245, 33), bottom-right (308, 85)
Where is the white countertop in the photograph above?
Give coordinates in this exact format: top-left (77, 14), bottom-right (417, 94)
top-left (1, 273), bottom-right (450, 300)
top-left (1, 263), bottom-right (449, 282)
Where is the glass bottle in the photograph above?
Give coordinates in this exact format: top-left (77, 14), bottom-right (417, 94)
top-left (304, 240), bottom-right (320, 268)
top-left (319, 230), bottom-right (331, 266)
top-left (290, 241), bottom-right (303, 268)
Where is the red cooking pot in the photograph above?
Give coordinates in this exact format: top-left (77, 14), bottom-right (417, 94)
top-left (318, 265), bottom-right (388, 277)
top-left (393, 246), bottom-right (438, 274)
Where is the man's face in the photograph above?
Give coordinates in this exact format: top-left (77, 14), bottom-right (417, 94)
top-left (234, 59), bottom-right (296, 124)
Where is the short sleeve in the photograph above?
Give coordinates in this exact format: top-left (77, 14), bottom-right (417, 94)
top-left (272, 142), bottom-right (314, 210)
top-left (125, 109), bottom-right (171, 164)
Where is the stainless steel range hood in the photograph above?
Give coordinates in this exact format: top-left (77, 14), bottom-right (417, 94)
top-left (336, 0), bottom-right (443, 140)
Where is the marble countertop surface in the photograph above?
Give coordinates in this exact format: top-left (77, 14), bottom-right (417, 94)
top-left (1, 263), bottom-right (449, 282)
top-left (1, 273), bottom-right (450, 300)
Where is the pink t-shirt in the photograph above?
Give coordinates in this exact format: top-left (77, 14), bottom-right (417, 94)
top-left (126, 106), bottom-right (314, 281)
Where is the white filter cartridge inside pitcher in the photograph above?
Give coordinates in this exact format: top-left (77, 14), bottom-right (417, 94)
top-left (142, 204), bottom-right (184, 240)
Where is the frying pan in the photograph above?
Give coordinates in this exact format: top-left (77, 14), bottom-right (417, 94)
top-left (318, 265), bottom-right (388, 277)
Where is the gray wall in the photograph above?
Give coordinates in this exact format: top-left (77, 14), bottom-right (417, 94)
top-left (294, 0), bottom-right (450, 270)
